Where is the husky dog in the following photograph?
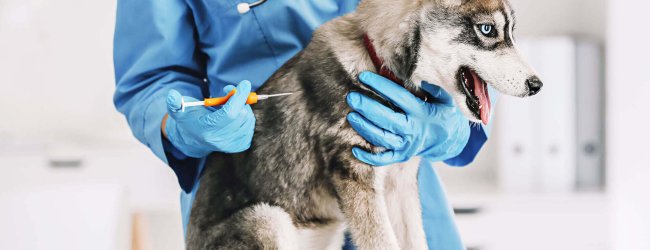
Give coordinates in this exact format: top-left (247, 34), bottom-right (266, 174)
top-left (186, 0), bottom-right (542, 249)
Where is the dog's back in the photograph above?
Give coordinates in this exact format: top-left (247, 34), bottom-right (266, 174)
top-left (185, 17), bottom-right (372, 248)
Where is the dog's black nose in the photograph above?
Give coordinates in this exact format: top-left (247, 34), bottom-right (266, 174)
top-left (526, 76), bottom-right (543, 96)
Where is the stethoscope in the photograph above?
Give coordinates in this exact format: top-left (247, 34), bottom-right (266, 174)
top-left (237, 0), bottom-right (268, 14)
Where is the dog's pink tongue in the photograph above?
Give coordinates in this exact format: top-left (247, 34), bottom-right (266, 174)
top-left (474, 79), bottom-right (491, 125)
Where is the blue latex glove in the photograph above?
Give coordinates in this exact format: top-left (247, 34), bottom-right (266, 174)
top-left (346, 72), bottom-right (471, 166)
top-left (164, 80), bottom-right (256, 158)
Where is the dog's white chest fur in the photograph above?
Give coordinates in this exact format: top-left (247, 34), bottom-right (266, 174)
top-left (294, 158), bottom-right (427, 250)
top-left (297, 222), bottom-right (347, 250)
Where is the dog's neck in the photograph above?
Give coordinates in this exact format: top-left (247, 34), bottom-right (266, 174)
top-left (316, 8), bottom-right (433, 101)
top-left (362, 33), bottom-right (431, 101)
top-left (352, 0), bottom-right (434, 101)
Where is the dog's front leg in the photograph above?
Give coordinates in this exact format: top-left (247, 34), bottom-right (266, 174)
top-left (331, 156), bottom-right (399, 250)
top-left (383, 159), bottom-right (428, 250)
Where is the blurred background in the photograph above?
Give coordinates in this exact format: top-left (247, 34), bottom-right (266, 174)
top-left (0, 0), bottom-right (646, 249)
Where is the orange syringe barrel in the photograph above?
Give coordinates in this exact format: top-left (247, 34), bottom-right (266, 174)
top-left (203, 89), bottom-right (259, 107)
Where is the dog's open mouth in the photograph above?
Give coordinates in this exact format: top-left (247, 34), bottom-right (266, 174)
top-left (458, 67), bottom-right (491, 125)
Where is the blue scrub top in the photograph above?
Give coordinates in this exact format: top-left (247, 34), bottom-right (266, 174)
top-left (114, 1), bottom-right (490, 249)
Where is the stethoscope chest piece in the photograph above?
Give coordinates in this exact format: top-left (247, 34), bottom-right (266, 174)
top-left (237, 3), bottom-right (251, 14)
top-left (236, 0), bottom-right (268, 14)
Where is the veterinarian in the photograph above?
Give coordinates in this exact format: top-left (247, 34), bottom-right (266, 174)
top-left (114, 1), bottom-right (493, 249)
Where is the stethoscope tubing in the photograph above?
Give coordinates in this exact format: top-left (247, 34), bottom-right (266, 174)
top-left (248, 0), bottom-right (268, 8)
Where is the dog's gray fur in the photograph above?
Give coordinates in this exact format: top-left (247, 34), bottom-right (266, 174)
top-left (186, 0), bottom-right (540, 249)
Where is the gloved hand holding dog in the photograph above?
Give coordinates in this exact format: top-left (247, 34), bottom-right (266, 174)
top-left (163, 80), bottom-right (256, 158)
top-left (347, 71), bottom-right (471, 166)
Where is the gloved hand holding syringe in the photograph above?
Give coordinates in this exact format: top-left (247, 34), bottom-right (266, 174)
top-left (163, 80), bottom-right (293, 158)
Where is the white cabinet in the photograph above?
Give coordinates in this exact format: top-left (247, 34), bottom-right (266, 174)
top-left (454, 194), bottom-right (609, 250)
top-left (0, 183), bottom-right (129, 250)
top-left (0, 143), bottom-right (183, 250)
top-left (0, 144), bottom-right (181, 209)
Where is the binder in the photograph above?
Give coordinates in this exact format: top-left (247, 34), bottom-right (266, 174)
top-left (575, 42), bottom-right (605, 191)
top-left (497, 37), bottom-right (604, 193)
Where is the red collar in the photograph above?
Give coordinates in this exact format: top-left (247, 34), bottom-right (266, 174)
top-left (363, 34), bottom-right (429, 101)
top-left (363, 34), bottom-right (404, 85)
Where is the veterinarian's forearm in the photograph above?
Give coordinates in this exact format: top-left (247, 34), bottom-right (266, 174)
top-left (114, 0), bottom-right (208, 193)
top-left (114, 0), bottom-right (205, 162)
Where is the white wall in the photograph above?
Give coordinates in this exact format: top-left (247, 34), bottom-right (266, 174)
top-left (607, 0), bottom-right (650, 249)
top-left (509, 0), bottom-right (606, 39)
top-left (0, 0), bottom-right (133, 148)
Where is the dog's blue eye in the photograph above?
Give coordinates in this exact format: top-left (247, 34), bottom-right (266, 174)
top-left (479, 24), bottom-right (496, 37)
